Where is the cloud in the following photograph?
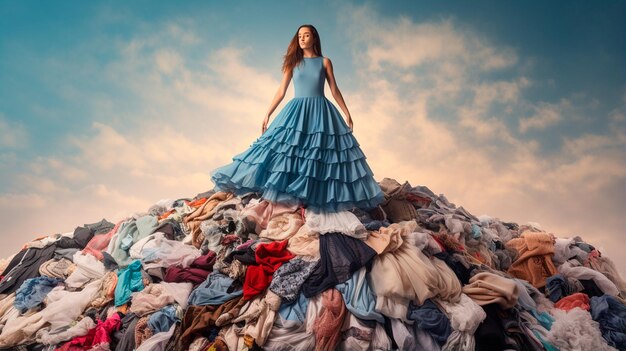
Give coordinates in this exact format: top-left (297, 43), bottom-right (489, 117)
top-left (0, 113), bottom-right (29, 149)
top-left (519, 99), bottom-right (570, 133)
top-left (339, 4), bottom-right (626, 272)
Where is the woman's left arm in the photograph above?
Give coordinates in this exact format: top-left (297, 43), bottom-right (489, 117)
top-left (324, 57), bottom-right (353, 130)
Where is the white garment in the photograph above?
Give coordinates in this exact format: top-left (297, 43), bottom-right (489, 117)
top-left (129, 232), bottom-right (201, 269)
top-left (64, 252), bottom-right (106, 289)
top-left (304, 209), bottom-right (368, 239)
top-left (547, 308), bottom-right (617, 351)
top-left (559, 259), bottom-right (619, 296)
top-left (37, 316), bottom-right (96, 345)
top-left (436, 294), bottom-right (486, 351)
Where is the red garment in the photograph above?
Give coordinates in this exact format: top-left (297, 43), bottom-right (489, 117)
top-left (56, 313), bottom-right (122, 350)
top-left (555, 292), bottom-right (590, 311)
top-left (243, 240), bottom-right (294, 300)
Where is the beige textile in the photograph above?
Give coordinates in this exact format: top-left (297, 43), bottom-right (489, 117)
top-left (260, 212), bottom-right (304, 241)
top-left (184, 192), bottom-right (233, 248)
top-left (462, 271), bottom-right (520, 309)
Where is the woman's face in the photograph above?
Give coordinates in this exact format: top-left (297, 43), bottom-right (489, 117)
top-left (298, 27), bottom-right (315, 50)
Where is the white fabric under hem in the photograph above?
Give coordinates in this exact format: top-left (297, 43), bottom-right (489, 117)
top-left (304, 209), bottom-right (368, 239)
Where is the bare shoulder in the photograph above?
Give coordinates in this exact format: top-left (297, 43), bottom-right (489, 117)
top-left (323, 57), bottom-right (333, 68)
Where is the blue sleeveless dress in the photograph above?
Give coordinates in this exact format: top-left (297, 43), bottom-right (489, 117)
top-left (211, 56), bottom-right (384, 212)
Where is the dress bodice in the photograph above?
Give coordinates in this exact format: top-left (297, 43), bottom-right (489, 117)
top-left (293, 56), bottom-right (325, 98)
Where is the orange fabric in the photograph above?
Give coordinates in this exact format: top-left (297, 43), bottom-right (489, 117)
top-left (555, 292), bottom-right (590, 311)
top-left (506, 231), bottom-right (557, 288)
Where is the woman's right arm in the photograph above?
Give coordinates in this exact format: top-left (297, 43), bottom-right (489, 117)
top-left (262, 69), bottom-right (292, 134)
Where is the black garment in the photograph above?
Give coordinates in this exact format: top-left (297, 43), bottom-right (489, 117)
top-left (580, 279), bottom-right (605, 297)
top-left (85, 218), bottom-right (115, 234)
top-left (475, 304), bottom-right (508, 351)
top-left (0, 244), bottom-right (57, 295)
top-left (56, 226), bottom-right (94, 249)
top-left (301, 232), bottom-right (376, 298)
top-left (434, 251), bottom-right (474, 285)
top-left (113, 312), bottom-right (139, 351)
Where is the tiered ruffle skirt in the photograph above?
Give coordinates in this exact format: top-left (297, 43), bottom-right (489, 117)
top-left (211, 96), bottom-right (384, 212)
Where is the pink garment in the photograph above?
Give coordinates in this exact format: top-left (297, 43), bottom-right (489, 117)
top-left (82, 220), bottom-right (124, 261)
top-left (555, 292), bottom-right (590, 311)
top-left (313, 289), bottom-right (347, 351)
top-left (243, 240), bottom-right (295, 300)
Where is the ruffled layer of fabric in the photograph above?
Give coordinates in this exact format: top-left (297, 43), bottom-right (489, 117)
top-left (211, 96), bottom-right (384, 211)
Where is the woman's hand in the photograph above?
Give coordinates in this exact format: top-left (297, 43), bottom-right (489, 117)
top-left (346, 116), bottom-right (354, 131)
top-left (261, 116), bottom-right (269, 134)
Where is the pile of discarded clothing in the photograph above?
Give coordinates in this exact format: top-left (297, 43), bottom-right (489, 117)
top-left (0, 177), bottom-right (624, 351)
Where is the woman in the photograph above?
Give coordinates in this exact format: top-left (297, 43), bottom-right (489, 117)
top-left (211, 24), bottom-right (383, 212)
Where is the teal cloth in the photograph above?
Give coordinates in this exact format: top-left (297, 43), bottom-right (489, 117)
top-left (109, 215), bottom-right (158, 267)
top-left (114, 260), bottom-right (144, 306)
top-left (211, 56), bottom-right (384, 212)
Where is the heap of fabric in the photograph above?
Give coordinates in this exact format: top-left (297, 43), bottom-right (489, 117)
top-left (0, 178), bottom-right (624, 351)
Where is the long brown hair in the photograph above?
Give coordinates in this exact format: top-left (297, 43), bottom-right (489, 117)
top-left (282, 24), bottom-right (323, 73)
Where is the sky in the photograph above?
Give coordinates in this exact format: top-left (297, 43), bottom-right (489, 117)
top-left (0, 1), bottom-right (624, 273)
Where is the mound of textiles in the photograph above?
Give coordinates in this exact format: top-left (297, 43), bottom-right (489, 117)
top-left (0, 177), bottom-right (625, 351)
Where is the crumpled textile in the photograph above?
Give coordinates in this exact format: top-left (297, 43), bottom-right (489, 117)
top-left (228, 291), bottom-right (282, 347)
top-left (312, 288), bottom-right (347, 351)
top-left (148, 305), bottom-right (178, 333)
top-left (265, 293), bottom-right (314, 351)
top-left (0, 279), bottom-right (101, 348)
top-left (586, 249), bottom-right (626, 297)
top-left (260, 212), bottom-right (304, 241)
top-left (547, 307), bottom-right (617, 351)
top-left (82, 220), bottom-right (123, 261)
top-left (287, 223), bottom-right (320, 258)
top-left (506, 231), bottom-right (558, 288)
top-left (38, 257), bottom-right (76, 279)
top-left (555, 292), bottom-right (590, 311)
top-left (130, 282), bottom-right (192, 316)
top-left (64, 251), bottom-right (106, 289)
top-left (553, 238), bottom-right (589, 265)
top-left (546, 274), bottom-right (582, 302)
top-left (590, 295), bottom-right (626, 349)
top-left (107, 215), bottom-right (159, 267)
top-left (559, 259), bottom-right (620, 297)
top-left (436, 293), bottom-right (486, 351)
top-left (135, 323), bottom-right (176, 351)
top-left (14, 276), bottom-right (62, 313)
top-left (114, 259), bottom-right (144, 306)
top-left (378, 178), bottom-right (418, 222)
top-left (337, 313), bottom-right (374, 351)
top-left (55, 312), bottom-right (122, 351)
top-left (269, 257), bottom-right (318, 303)
top-left (36, 316), bottom-right (96, 345)
top-left (183, 191), bottom-right (234, 248)
top-left (304, 209), bottom-right (368, 239)
top-left (89, 271), bottom-right (118, 308)
top-left (244, 240), bottom-right (295, 300)
top-left (164, 251), bottom-right (216, 286)
top-left (335, 267), bottom-right (384, 323)
top-left (178, 297), bottom-right (244, 350)
top-left (302, 232), bottom-right (376, 298)
top-left (370, 222), bottom-right (461, 317)
top-left (406, 299), bottom-right (452, 346)
top-left (188, 272), bottom-right (242, 306)
top-left (462, 271), bottom-right (519, 309)
top-left (129, 232), bottom-right (201, 270)
top-left (240, 199), bottom-right (299, 234)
